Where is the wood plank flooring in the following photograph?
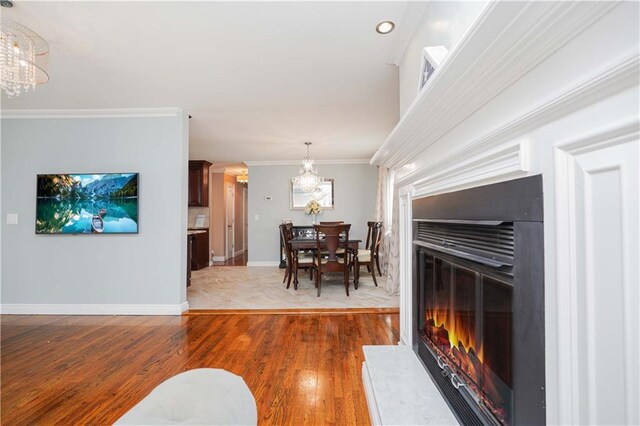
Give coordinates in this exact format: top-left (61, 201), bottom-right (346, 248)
top-left (1, 312), bottom-right (399, 425)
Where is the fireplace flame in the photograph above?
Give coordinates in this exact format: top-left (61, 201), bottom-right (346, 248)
top-left (424, 308), bottom-right (508, 425)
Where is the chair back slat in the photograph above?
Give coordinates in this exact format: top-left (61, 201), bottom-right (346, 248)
top-left (314, 224), bottom-right (350, 264)
top-left (280, 224), bottom-right (292, 265)
top-left (366, 221), bottom-right (382, 251)
top-left (369, 222), bottom-right (382, 256)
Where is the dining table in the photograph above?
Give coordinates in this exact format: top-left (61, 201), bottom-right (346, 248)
top-left (288, 237), bottom-right (362, 286)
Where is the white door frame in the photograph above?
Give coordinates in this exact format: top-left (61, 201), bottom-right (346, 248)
top-left (225, 182), bottom-right (235, 259)
top-left (242, 187), bottom-right (248, 253)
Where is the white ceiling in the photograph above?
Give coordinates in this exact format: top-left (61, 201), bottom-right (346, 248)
top-left (1, 1), bottom-right (406, 162)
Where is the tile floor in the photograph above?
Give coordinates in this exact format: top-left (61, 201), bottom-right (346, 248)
top-left (187, 265), bottom-right (399, 310)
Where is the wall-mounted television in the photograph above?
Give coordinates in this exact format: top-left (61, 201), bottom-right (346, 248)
top-left (36, 173), bottom-right (138, 234)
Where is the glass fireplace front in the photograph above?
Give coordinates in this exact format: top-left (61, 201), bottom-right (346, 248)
top-left (419, 250), bottom-right (513, 425)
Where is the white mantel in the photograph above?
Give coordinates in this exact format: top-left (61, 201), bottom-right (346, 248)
top-left (373, 1), bottom-right (639, 425)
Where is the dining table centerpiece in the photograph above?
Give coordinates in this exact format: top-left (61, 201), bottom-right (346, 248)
top-left (304, 199), bottom-right (322, 224)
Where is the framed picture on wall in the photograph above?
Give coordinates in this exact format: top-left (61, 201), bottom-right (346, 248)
top-left (418, 45), bottom-right (449, 92)
top-left (290, 179), bottom-right (334, 210)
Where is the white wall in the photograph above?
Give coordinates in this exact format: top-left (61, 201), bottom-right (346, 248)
top-left (247, 163), bottom-right (378, 264)
top-left (398, 0), bottom-right (487, 116)
top-left (383, 2), bottom-right (639, 425)
top-left (0, 111), bottom-right (189, 314)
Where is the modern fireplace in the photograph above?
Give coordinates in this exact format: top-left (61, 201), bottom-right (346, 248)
top-left (412, 176), bottom-right (545, 426)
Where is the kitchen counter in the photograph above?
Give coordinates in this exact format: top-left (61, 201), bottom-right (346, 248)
top-left (188, 229), bottom-right (210, 270)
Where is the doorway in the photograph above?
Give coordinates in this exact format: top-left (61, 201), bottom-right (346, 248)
top-left (225, 182), bottom-right (235, 259)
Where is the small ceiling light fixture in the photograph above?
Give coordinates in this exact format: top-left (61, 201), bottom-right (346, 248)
top-left (1, 1), bottom-right (14, 8)
top-left (236, 172), bottom-right (248, 184)
top-left (376, 20), bottom-right (395, 34)
top-left (0, 16), bottom-right (49, 97)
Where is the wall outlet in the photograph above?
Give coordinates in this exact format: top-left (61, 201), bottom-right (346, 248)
top-left (6, 213), bottom-right (18, 225)
top-left (264, 196), bottom-right (272, 201)
top-left (254, 214), bottom-right (260, 221)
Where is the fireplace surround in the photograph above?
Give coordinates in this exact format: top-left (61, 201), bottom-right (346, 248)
top-left (412, 176), bottom-right (545, 425)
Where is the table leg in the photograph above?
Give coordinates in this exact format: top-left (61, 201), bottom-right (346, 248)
top-left (292, 250), bottom-right (299, 290)
top-left (353, 245), bottom-right (359, 289)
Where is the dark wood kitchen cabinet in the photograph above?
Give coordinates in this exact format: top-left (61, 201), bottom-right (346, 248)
top-left (188, 160), bottom-right (212, 207)
top-left (190, 230), bottom-right (210, 271)
top-left (187, 234), bottom-right (194, 286)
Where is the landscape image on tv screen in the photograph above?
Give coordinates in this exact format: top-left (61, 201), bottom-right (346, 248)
top-left (36, 173), bottom-right (138, 234)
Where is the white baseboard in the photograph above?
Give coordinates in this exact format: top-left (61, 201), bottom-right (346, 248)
top-left (212, 256), bottom-right (226, 262)
top-left (0, 302), bottom-right (189, 315)
top-left (246, 261), bottom-right (280, 267)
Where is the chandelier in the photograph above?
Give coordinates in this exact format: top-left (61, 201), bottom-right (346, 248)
top-left (236, 172), bottom-right (248, 184)
top-left (0, 16), bottom-right (49, 97)
top-left (292, 142), bottom-right (323, 193)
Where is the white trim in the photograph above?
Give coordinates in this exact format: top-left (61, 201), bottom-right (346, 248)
top-left (212, 256), bottom-right (226, 262)
top-left (393, 53), bottom-right (639, 189)
top-left (242, 187), bottom-right (248, 253)
top-left (244, 159), bottom-right (370, 166)
top-left (0, 108), bottom-right (183, 119)
top-left (385, 1), bottom-right (430, 66)
top-left (225, 182), bottom-right (235, 259)
top-left (0, 303), bottom-right (188, 315)
top-left (411, 141), bottom-right (530, 199)
top-left (398, 185), bottom-right (414, 347)
top-left (246, 261), bottom-right (280, 267)
top-left (553, 119), bottom-right (639, 425)
top-left (372, 1), bottom-right (620, 168)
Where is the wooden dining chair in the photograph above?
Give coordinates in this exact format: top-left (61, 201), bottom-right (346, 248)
top-left (282, 223), bottom-right (315, 290)
top-left (365, 221), bottom-right (383, 276)
top-left (313, 224), bottom-right (351, 297)
top-left (319, 221), bottom-right (346, 256)
top-left (355, 221), bottom-right (382, 287)
top-left (279, 224), bottom-right (293, 287)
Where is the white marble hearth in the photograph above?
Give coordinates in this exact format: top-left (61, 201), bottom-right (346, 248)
top-left (362, 345), bottom-right (458, 425)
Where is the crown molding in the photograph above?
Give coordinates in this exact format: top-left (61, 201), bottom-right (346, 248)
top-left (372, 0), bottom-right (619, 169)
top-left (211, 168), bottom-right (244, 176)
top-left (0, 108), bottom-right (183, 119)
top-left (244, 159), bottom-right (371, 166)
top-left (394, 53), bottom-right (639, 189)
top-left (385, 1), bottom-right (430, 66)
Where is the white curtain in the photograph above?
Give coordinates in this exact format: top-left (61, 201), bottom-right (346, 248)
top-left (374, 166), bottom-right (399, 295)
top-left (386, 186), bottom-right (400, 295)
top-left (374, 166), bottom-right (389, 274)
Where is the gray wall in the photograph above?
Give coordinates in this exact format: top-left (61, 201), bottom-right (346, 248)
top-left (1, 113), bottom-right (188, 309)
top-left (248, 163), bottom-right (378, 263)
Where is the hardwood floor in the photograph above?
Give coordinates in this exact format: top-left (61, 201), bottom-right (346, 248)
top-left (1, 312), bottom-right (399, 425)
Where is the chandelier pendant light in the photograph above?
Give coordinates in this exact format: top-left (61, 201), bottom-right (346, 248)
top-left (1, 16), bottom-right (49, 97)
top-left (236, 172), bottom-right (248, 184)
top-left (292, 142), bottom-right (323, 193)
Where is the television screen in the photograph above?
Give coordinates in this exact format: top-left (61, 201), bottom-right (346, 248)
top-left (36, 173), bottom-right (138, 234)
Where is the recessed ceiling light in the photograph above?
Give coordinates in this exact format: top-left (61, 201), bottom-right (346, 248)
top-left (1, 0), bottom-right (14, 7)
top-left (376, 21), bottom-right (395, 34)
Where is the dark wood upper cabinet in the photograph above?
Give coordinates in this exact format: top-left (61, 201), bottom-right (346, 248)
top-left (188, 160), bottom-right (212, 207)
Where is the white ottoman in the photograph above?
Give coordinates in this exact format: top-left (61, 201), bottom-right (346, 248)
top-left (115, 368), bottom-right (257, 425)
